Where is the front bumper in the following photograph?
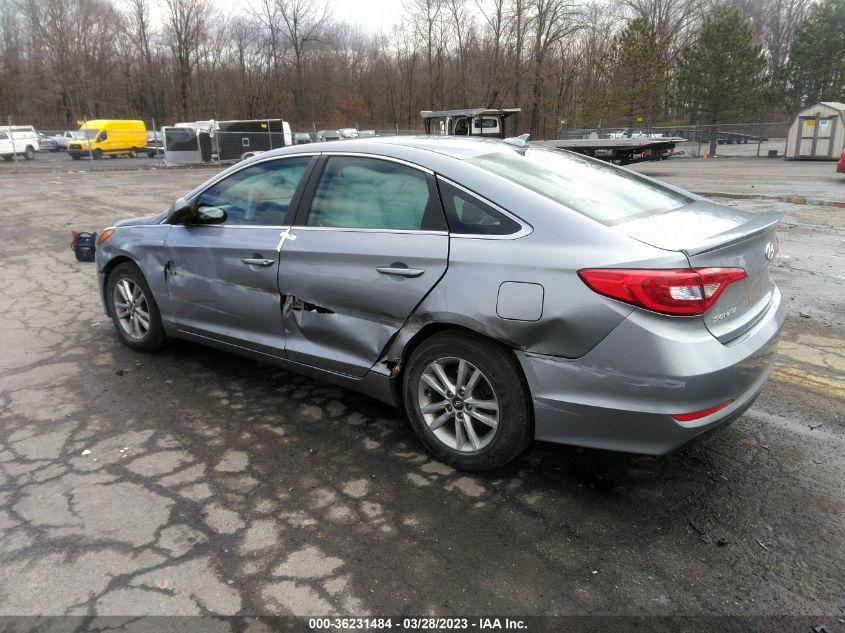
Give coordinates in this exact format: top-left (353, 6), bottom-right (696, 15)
top-left (518, 287), bottom-right (786, 455)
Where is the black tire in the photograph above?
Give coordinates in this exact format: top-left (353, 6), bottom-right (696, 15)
top-left (403, 331), bottom-right (533, 471)
top-left (106, 262), bottom-right (168, 352)
top-left (24, 146), bottom-right (35, 160)
top-left (147, 150), bottom-right (155, 158)
top-left (129, 148), bottom-right (137, 158)
top-left (93, 149), bottom-right (103, 160)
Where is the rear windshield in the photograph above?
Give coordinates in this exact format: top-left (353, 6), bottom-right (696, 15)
top-left (465, 147), bottom-right (691, 225)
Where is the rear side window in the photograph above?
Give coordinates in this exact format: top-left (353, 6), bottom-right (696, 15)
top-left (307, 156), bottom-right (444, 231)
top-left (465, 147), bottom-right (691, 225)
top-left (438, 181), bottom-right (522, 236)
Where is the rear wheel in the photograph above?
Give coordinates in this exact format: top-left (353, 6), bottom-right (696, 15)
top-left (403, 332), bottom-right (532, 471)
top-left (106, 263), bottom-right (168, 352)
top-left (128, 148), bottom-right (137, 158)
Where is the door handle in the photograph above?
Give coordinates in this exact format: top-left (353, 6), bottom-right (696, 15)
top-left (376, 266), bottom-right (424, 278)
top-left (241, 258), bottom-right (275, 267)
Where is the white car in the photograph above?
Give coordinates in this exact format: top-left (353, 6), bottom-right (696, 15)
top-left (0, 125), bottom-right (40, 160)
top-left (52, 131), bottom-right (75, 150)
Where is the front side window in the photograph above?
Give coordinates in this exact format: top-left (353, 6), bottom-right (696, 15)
top-left (439, 181), bottom-right (523, 236)
top-left (306, 156), bottom-right (443, 231)
top-left (195, 157), bottom-right (311, 226)
top-left (465, 147), bottom-right (691, 225)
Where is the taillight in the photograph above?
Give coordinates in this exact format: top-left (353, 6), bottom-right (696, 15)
top-left (577, 268), bottom-right (746, 316)
top-left (673, 399), bottom-right (733, 422)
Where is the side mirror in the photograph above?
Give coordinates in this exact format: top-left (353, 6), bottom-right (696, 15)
top-left (168, 197), bottom-right (194, 224)
top-left (195, 205), bottom-right (227, 224)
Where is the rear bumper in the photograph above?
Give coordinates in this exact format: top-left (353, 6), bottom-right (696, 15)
top-left (517, 287), bottom-right (786, 455)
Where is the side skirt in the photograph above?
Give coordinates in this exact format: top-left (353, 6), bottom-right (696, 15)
top-left (173, 329), bottom-right (401, 407)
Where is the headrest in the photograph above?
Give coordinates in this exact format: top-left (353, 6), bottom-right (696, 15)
top-left (337, 165), bottom-right (375, 184)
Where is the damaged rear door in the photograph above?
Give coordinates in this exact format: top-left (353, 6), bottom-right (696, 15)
top-left (279, 154), bottom-right (449, 377)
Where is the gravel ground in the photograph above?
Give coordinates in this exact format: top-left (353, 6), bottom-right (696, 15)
top-left (0, 156), bottom-right (842, 623)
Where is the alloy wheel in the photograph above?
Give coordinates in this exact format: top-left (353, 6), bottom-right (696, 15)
top-left (112, 278), bottom-right (151, 340)
top-left (417, 356), bottom-right (500, 452)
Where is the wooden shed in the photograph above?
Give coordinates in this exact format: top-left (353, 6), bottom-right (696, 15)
top-left (785, 101), bottom-right (845, 159)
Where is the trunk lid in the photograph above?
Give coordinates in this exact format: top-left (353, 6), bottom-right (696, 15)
top-left (615, 200), bottom-right (781, 343)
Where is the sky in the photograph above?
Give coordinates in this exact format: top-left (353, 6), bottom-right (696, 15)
top-left (326, 0), bottom-right (406, 33)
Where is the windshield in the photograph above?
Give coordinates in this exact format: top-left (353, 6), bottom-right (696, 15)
top-left (72, 130), bottom-right (98, 140)
top-left (465, 147), bottom-right (691, 225)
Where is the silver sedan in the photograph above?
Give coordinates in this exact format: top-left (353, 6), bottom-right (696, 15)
top-left (96, 136), bottom-right (785, 471)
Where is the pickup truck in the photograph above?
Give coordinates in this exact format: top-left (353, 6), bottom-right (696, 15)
top-left (0, 125), bottom-right (41, 160)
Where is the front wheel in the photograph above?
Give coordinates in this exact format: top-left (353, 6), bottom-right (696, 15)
top-left (106, 263), bottom-right (168, 351)
top-left (93, 149), bottom-right (103, 160)
top-left (403, 332), bottom-right (533, 471)
top-left (24, 146), bottom-right (35, 160)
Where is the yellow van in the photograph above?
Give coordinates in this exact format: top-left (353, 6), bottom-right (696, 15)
top-left (67, 120), bottom-right (147, 160)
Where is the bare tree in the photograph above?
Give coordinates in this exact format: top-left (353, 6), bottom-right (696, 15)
top-left (445, 0), bottom-right (473, 106)
top-left (621, 0), bottom-right (708, 61)
top-left (509, 0), bottom-right (527, 119)
top-left (275, 0), bottom-right (329, 120)
top-left (409, 0), bottom-right (446, 108)
top-left (161, 0), bottom-right (211, 119)
top-left (125, 0), bottom-right (164, 123)
top-left (527, 0), bottom-right (581, 137)
top-left (477, 0), bottom-right (511, 106)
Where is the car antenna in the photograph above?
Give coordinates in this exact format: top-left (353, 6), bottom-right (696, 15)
top-left (503, 133), bottom-right (530, 149)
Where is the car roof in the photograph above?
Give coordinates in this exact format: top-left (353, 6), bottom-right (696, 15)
top-left (260, 135), bottom-right (519, 162)
top-left (186, 135), bottom-right (548, 210)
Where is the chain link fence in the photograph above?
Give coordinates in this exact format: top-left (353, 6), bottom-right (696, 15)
top-left (1, 114), bottom-right (794, 176)
top-left (0, 115), bottom-right (425, 175)
top-left (556, 121), bottom-right (792, 158)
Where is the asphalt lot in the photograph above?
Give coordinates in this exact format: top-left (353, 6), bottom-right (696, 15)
top-left (0, 156), bottom-right (843, 620)
top-left (3, 150), bottom-right (166, 173)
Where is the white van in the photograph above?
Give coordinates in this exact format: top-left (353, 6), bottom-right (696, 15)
top-left (0, 125), bottom-right (41, 160)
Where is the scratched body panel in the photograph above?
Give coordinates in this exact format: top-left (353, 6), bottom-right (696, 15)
top-left (96, 136), bottom-right (786, 455)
